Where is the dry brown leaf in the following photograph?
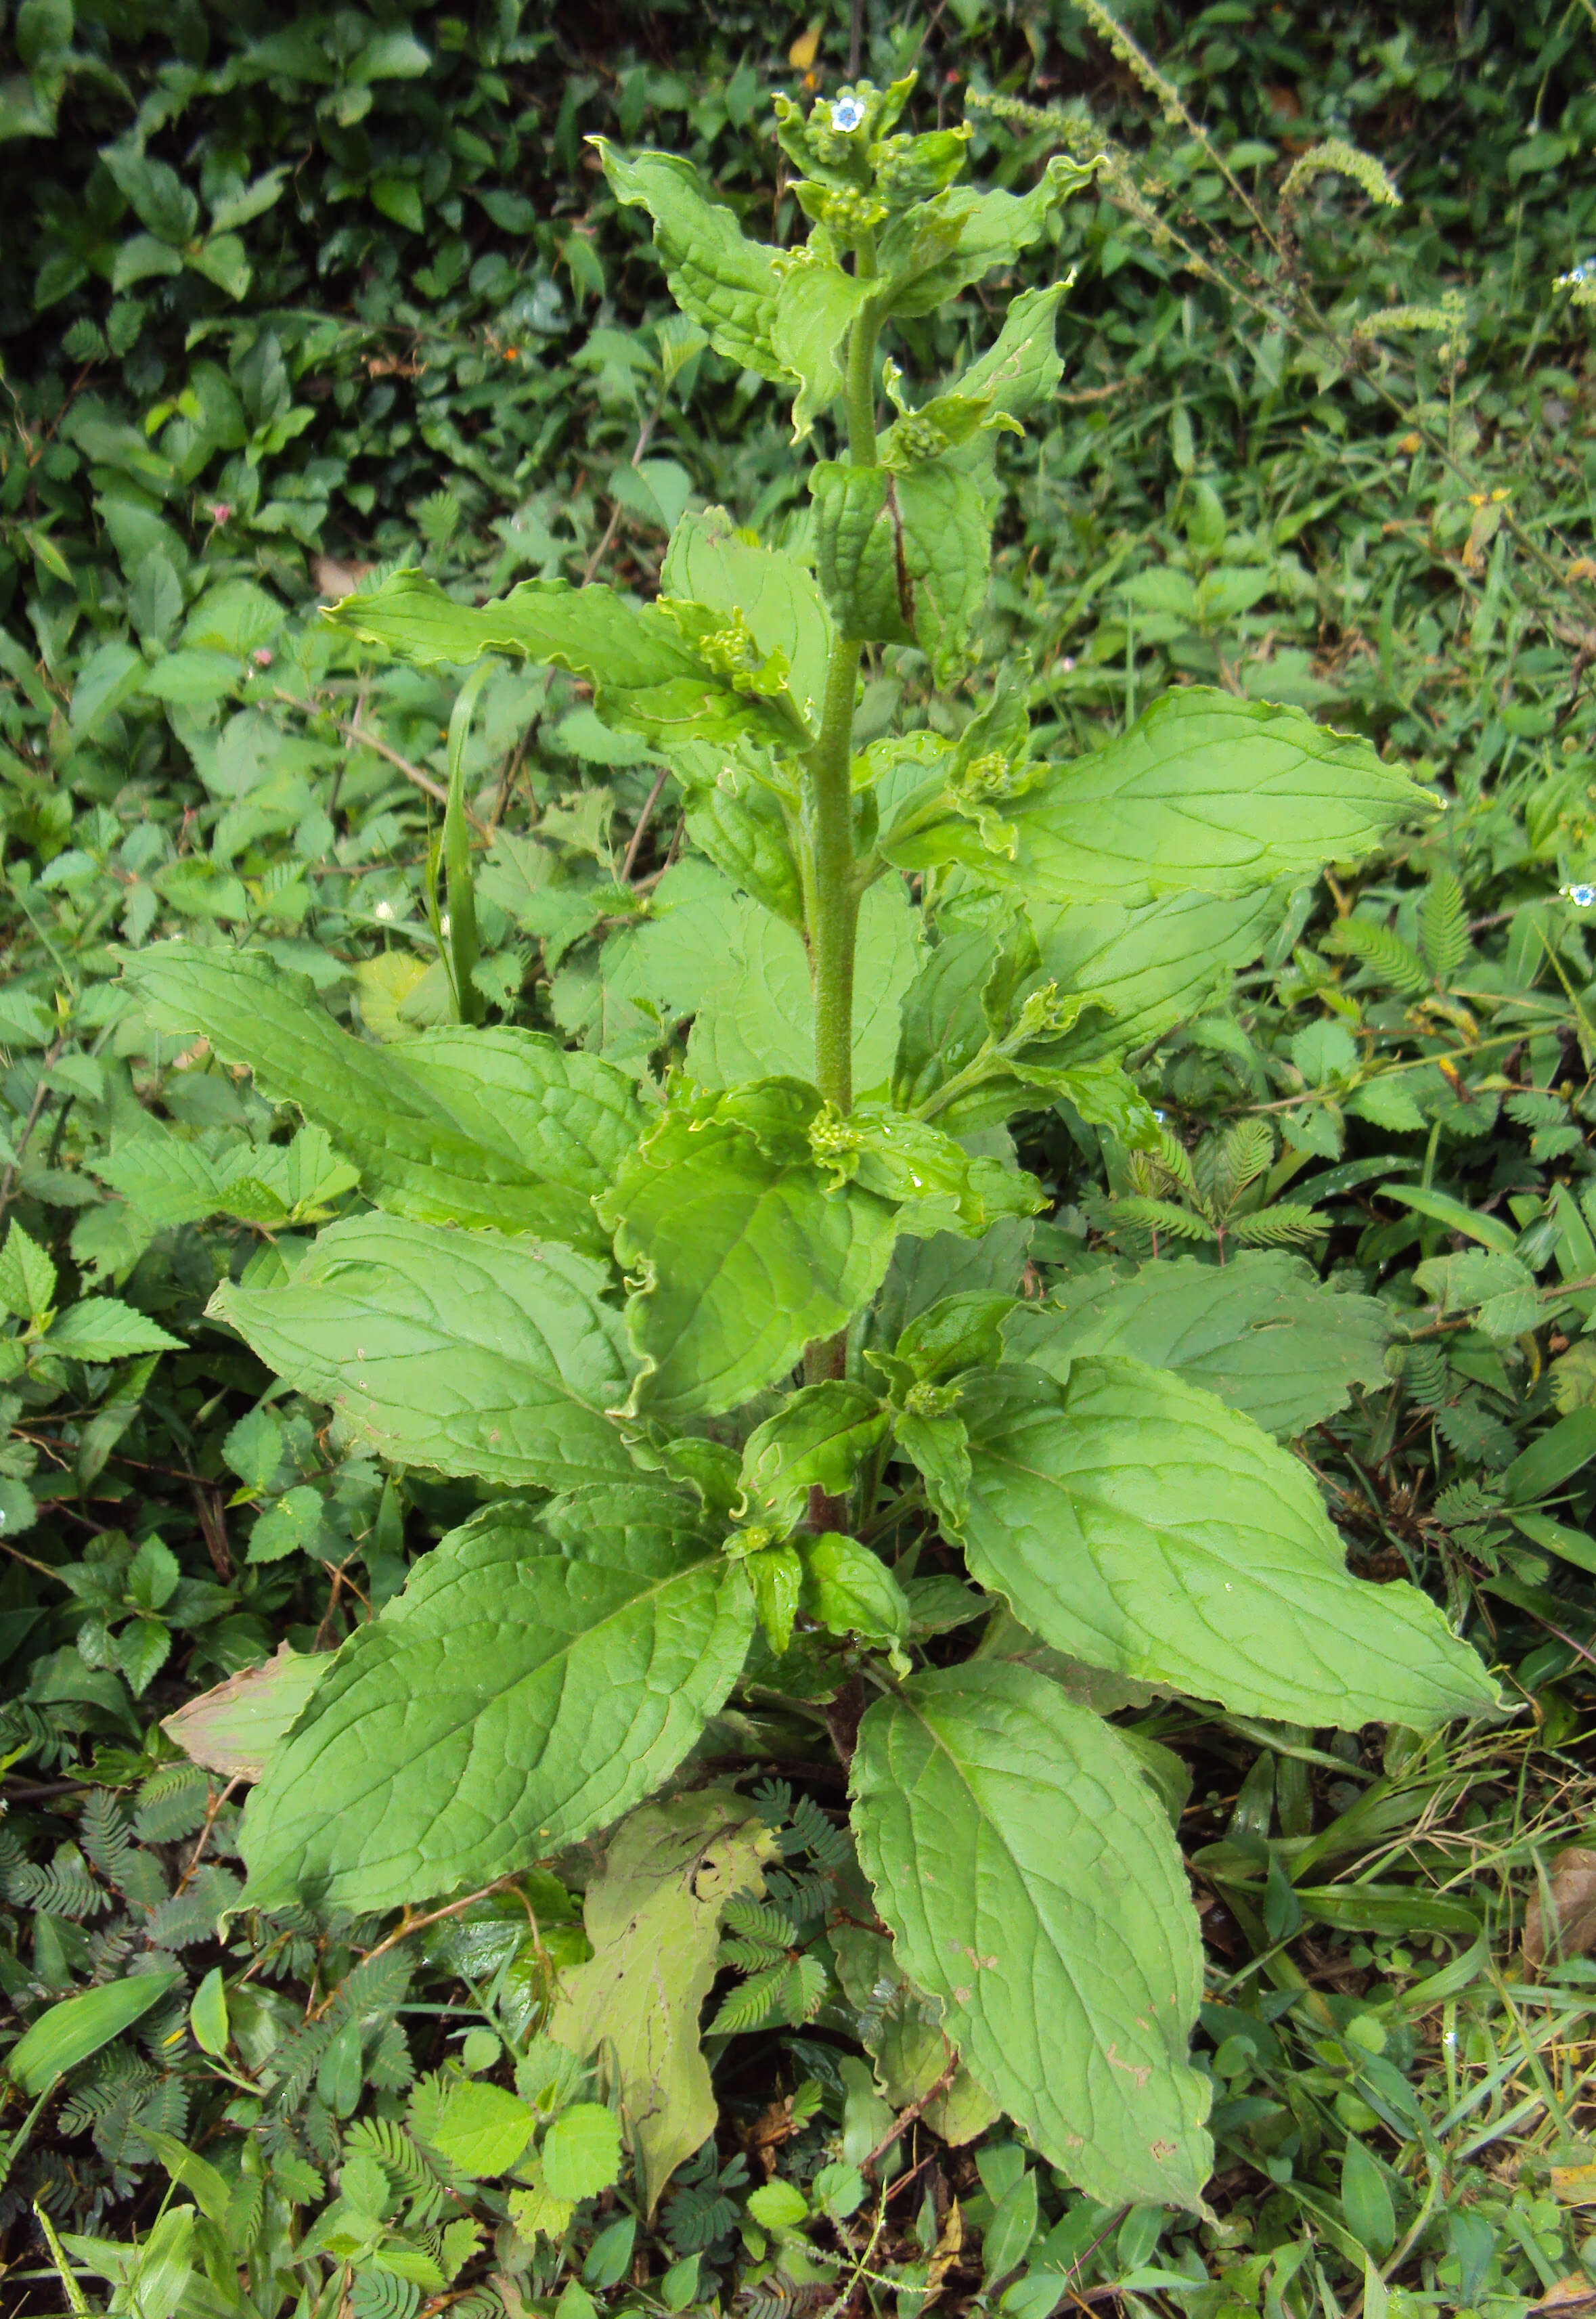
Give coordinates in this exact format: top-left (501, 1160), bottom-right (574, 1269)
top-left (313, 554), bottom-right (376, 600)
top-left (1550, 2164), bottom-right (1596, 2205)
top-left (1532, 2276), bottom-right (1596, 2314)
top-left (161, 1643), bottom-right (325, 1781)
top-left (1523, 1847), bottom-right (1596, 1969)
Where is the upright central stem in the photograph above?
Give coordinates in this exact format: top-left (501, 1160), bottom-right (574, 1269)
top-left (807, 633), bottom-right (862, 1115)
top-left (807, 282), bottom-right (881, 1117)
top-left (803, 289), bottom-right (880, 1406)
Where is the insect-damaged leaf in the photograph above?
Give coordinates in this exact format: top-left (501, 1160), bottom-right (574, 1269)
top-left (549, 1788), bottom-right (776, 2215)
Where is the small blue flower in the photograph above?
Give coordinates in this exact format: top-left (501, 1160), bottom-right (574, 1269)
top-left (1558, 259), bottom-right (1596, 286)
top-left (831, 96), bottom-right (865, 132)
top-left (1562, 883), bottom-right (1596, 908)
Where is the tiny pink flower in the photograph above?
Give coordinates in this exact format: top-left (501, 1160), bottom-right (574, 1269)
top-left (252, 648), bottom-right (273, 667)
top-left (207, 502), bottom-right (233, 523)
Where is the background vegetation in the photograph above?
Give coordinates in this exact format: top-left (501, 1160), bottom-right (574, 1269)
top-left (5, 1), bottom-right (1596, 2314)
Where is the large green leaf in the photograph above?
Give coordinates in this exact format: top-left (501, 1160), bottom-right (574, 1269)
top-left (322, 568), bottom-right (807, 753)
top-left (1027, 885), bottom-right (1289, 1065)
top-left (126, 944), bottom-right (644, 1247)
top-left (210, 1215), bottom-right (634, 1489)
top-left (1010, 1254), bottom-right (1394, 1439)
top-left (956, 1361), bottom-right (1500, 1725)
top-left (810, 460), bottom-right (990, 676)
top-left (687, 876), bottom-right (921, 1093)
top-left (549, 1789), bottom-right (774, 2215)
top-left (661, 507), bottom-right (832, 741)
top-left (851, 1660), bottom-right (1211, 2209)
top-left (593, 143), bottom-right (784, 380)
top-left (596, 1082), bottom-right (899, 1419)
top-left (772, 261), bottom-right (877, 439)
top-left (879, 158), bottom-right (1094, 317)
top-left (948, 282), bottom-right (1069, 426)
top-left (1006, 692), bottom-right (1427, 910)
top-left (239, 1492), bottom-right (753, 1912)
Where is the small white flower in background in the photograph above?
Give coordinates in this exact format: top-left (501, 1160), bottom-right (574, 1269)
top-left (439, 912), bottom-right (451, 937)
top-left (1561, 883), bottom-right (1596, 908)
top-left (374, 899), bottom-right (395, 922)
top-left (832, 96), bottom-right (865, 131)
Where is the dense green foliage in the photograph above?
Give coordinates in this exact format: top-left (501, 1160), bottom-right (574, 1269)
top-left (6, 3), bottom-right (1596, 2317)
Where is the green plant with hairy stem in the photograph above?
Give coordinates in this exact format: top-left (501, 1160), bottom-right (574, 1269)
top-left (127, 78), bottom-right (1503, 2219)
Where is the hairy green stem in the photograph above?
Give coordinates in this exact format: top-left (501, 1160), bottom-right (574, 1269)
top-left (807, 632), bottom-right (863, 1115)
top-left (441, 660), bottom-right (494, 1025)
top-left (803, 260), bottom-right (883, 1405)
top-left (845, 303), bottom-right (881, 468)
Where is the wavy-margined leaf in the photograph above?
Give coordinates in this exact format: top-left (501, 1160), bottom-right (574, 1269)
top-left (1009, 1254), bottom-right (1393, 1440)
top-left (593, 143), bottom-right (784, 379)
top-left (1027, 884), bottom-right (1290, 1065)
top-left (126, 944), bottom-right (644, 1249)
top-left (322, 568), bottom-right (808, 753)
top-left (851, 1660), bottom-right (1212, 2209)
top-left (687, 877), bottom-right (922, 1095)
top-left (810, 460), bottom-right (989, 678)
top-left (738, 1382), bottom-right (889, 1534)
top-left (772, 261), bottom-right (877, 439)
top-left (948, 282), bottom-right (1070, 427)
top-left (879, 158), bottom-right (1095, 317)
top-left (956, 1360), bottom-right (1499, 1726)
top-left (1005, 692), bottom-right (1427, 910)
top-left (596, 1082), bottom-right (898, 1420)
top-left (661, 508), bottom-right (832, 741)
top-left (210, 1215), bottom-right (634, 1489)
top-left (239, 1492), bottom-right (753, 1912)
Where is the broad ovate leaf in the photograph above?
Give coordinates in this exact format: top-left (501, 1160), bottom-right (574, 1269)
top-left (240, 1492), bottom-right (753, 1912)
top-left (686, 876), bottom-right (921, 1095)
top-left (1007, 691), bottom-right (1427, 910)
top-left (210, 1214), bottom-right (634, 1490)
top-left (550, 1788), bottom-right (775, 2214)
top-left (126, 944), bottom-right (644, 1249)
top-left (596, 1082), bottom-right (898, 1420)
top-left (592, 143), bottom-right (784, 380)
top-left (1027, 884), bottom-right (1289, 1065)
top-left (1010, 1254), bottom-right (1393, 1439)
top-left (661, 506), bottom-right (832, 738)
top-left (957, 1360), bottom-right (1500, 1727)
top-left (851, 1660), bottom-right (1211, 2209)
top-left (322, 567), bottom-right (807, 753)
top-left (810, 459), bottom-right (990, 680)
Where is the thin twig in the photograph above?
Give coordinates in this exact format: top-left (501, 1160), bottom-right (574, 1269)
top-left (273, 690), bottom-right (491, 833)
top-left (175, 1777), bottom-right (242, 1897)
top-left (582, 411), bottom-right (660, 588)
top-left (619, 766), bottom-right (671, 884)
top-left (864, 2054), bottom-right (959, 2168)
top-left (308, 1871), bottom-right (527, 2014)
